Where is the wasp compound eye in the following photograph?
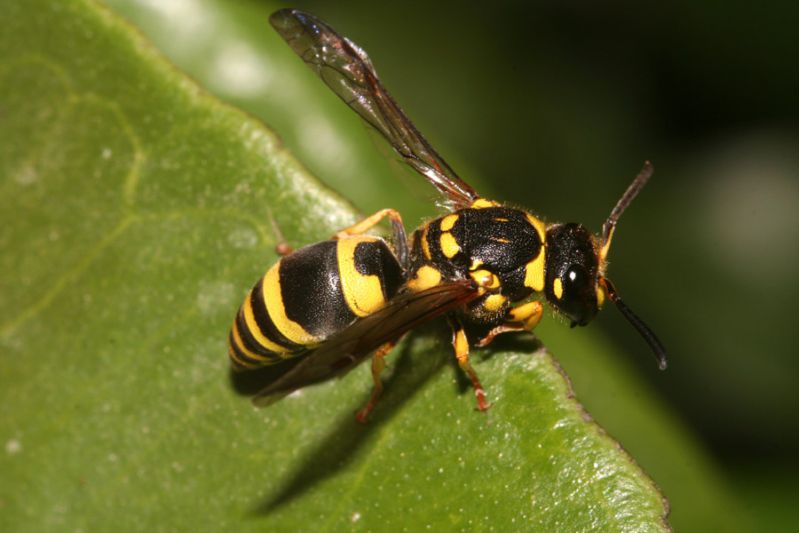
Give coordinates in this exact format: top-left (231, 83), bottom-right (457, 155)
top-left (564, 264), bottom-right (589, 293)
top-left (559, 264), bottom-right (598, 326)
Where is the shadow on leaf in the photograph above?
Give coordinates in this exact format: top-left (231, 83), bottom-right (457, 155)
top-left (243, 325), bottom-right (452, 515)
top-left (229, 322), bottom-right (543, 516)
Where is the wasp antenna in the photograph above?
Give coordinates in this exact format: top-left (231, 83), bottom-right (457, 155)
top-left (600, 161), bottom-right (654, 261)
top-left (602, 278), bottom-right (667, 370)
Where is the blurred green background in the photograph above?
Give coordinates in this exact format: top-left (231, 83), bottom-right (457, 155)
top-left (106, 0), bottom-right (799, 527)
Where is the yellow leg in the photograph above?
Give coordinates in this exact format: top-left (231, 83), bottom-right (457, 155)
top-left (335, 208), bottom-right (403, 238)
top-left (450, 318), bottom-right (490, 412)
top-left (355, 339), bottom-right (398, 423)
top-left (476, 301), bottom-right (543, 348)
top-left (335, 208), bottom-right (408, 267)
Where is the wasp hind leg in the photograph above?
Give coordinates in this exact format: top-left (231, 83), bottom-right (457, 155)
top-left (355, 338), bottom-right (402, 423)
top-left (449, 317), bottom-right (490, 412)
top-left (267, 209), bottom-right (294, 256)
top-left (475, 301), bottom-right (544, 348)
top-left (334, 208), bottom-right (408, 268)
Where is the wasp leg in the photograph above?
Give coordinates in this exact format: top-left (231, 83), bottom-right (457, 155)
top-left (275, 242), bottom-right (293, 256)
top-left (355, 338), bottom-right (400, 423)
top-left (449, 317), bottom-right (490, 412)
top-left (335, 208), bottom-right (408, 267)
top-left (476, 301), bottom-right (543, 348)
top-left (267, 209), bottom-right (294, 256)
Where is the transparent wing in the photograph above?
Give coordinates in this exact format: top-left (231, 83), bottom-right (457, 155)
top-left (252, 279), bottom-right (479, 407)
top-left (270, 8), bottom-right (480, 208)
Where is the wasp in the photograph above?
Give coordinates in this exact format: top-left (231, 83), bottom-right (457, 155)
top-left (228, 9), bottom-right (667, 421)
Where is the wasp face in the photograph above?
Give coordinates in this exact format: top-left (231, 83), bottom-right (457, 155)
top-left (544, 223), bottom-right (602, 326)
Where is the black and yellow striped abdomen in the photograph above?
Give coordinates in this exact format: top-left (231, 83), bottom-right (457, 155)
top-left (229, 236), bottom-right (404, 369)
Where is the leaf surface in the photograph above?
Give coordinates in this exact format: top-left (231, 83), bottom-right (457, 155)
top-left (2, 1), bottom-right (741, 530)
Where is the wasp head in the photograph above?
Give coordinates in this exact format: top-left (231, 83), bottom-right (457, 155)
top-left (544, 162), bottom-right (668, 370)
top-left (544, 223), bottom-right (602, 327)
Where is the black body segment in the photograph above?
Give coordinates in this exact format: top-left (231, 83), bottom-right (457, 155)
top-left (449, 207), bottom-right (543, 274)
top-left (279, 240), bottom-right (356, 338)
top-left (250, 277), bottom-right (305, 350)
top-left (353, 239), bottom-right (404, 300)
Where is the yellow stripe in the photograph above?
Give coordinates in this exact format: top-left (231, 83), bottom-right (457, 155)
top-left (337, 237), bottom-right (386, 318)
top-left (524, 252), bottom-right (545, 292)
top-left (596, 285), bottom-right (606, 308)
top-left (525, 213), bottom-right (547, 243)
top-left (471, 198), bottom-right (499, 209)
top-left (231, 319), bottom-right (277, 363)
top-left (521, 214), bottom-right (547, 293)
top-left (242, 293), bottom-right (293, 353)
top-left (440, 232), bottom-right (460, 259)
top-left (421, 224), bottom-right (432, 260)
top-left (228, 344), bottom-right (257, 369)
top-left (440, 214), bottom-right (459, 231)
top-left (263, 264), bottom-right (319, 345)
top-left (600, 226), bottom-right (616, 264)
top-left (407, 265), bottom-right (442, 292)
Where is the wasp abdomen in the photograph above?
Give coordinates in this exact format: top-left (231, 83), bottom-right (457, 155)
top-left (228, 237), bottom-right (404, 369)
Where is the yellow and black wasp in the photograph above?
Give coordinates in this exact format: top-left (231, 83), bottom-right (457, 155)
top-left (228, 9), bottom-right (667, 421)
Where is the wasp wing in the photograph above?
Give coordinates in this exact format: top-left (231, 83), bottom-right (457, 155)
top-left (252, 279), bottom-right (479, 407)
top-left (270, 9), bottom-right (480, 209)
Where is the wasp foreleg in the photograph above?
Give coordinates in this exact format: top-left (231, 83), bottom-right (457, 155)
top-left (476, 300), bottom-right (544, 348)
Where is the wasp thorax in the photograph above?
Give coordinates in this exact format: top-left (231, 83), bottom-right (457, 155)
top-left (544, 223), bottom-right (601, 326)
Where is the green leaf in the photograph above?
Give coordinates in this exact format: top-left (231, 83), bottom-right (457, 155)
top-left (1, 1), bottom-right (744, 530)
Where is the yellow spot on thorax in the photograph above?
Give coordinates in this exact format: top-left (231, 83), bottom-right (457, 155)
top-left (470, 198), bottom-right (500, 209)
top-left (524, 255), bottom-right (545, 293)
top-left (482, 294), bottom-right (507, 312)
top-left (440, 232), bottom-right (460, 259)
top-left (336, 236), bottom-right (386, 317)
top-left (469, 269), bottom-right (500, 290)
top-left (440, 214), bottom-right (459, 231)
top-left (407, 265), bottom-right (442, 292)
